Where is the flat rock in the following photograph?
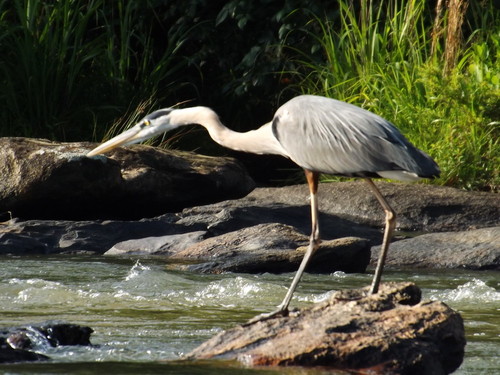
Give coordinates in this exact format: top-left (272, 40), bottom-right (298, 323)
top-left (167, 223), bottom-right (371, 274)
top-left (0, 215), bottom-right (188, 255)
top-left (105, 231), bottom-right (207, 256)
top-left (0, 137), bottom-right (254, 220)
top-left (371, 226), bottom-right (500, 270)
top-left (187, 282), bottom-right (465, 374)
top-left (0, 181), bottom-right (498, 272)
top-left (176, 182), bottom-right (499, 248)
top-left (237, 182), bottom-right (500, 232)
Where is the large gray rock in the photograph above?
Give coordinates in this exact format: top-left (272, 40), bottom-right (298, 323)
top-left (174, 182), bottom-right (499, 250)
top-left (239, 182), bottom-right (500, 232)
top-left (371, 226), bottom-right (500, 270)
top-left (0, 137), bottom-right (255, 220)
top-left (166, 223), bottom-right (371, 274)
top-left (0, 181), bottom-right (498, 271)
top-left (187, 282), bottom-right (465, 374)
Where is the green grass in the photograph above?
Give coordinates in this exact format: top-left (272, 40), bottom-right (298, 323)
top-left (288, 0), bottom-right (499, 191)
top-left (0, 0), bottom-right (196, 141)
top-left (0, 0), bottom-right (103, 138)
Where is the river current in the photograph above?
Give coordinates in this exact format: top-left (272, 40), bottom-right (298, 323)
top-left (0, 256), bottom-right (498, 374)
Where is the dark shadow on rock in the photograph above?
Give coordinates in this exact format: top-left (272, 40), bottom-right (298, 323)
top-left (179, 204), bottom-right (383, 244)
top-left (0, 215), bottom-right (199, 255)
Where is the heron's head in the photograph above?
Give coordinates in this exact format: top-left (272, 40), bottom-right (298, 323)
top-left (86, 108), bottom-right (177, 156)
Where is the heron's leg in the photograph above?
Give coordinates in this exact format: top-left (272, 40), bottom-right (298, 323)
top-left (244, 170), bottom-right (320, 325)
top-left (277, 169), bottom-right (321, 312)
top-left (364, 178), bottom-right (396, 294)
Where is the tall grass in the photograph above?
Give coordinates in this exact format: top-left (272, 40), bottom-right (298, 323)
top-left (0, 0), bottom-right (103, 138)
top-left (289, 0), bottom-right (499, 191)
top-left (0, 0), bottom-right (196, 140)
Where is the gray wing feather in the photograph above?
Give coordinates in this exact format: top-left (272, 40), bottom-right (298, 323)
top-left (273, 95), bottom-right (439, 178)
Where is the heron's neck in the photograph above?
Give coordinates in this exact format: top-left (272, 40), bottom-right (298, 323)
top-left (171, 107), bottom-right (288, 156)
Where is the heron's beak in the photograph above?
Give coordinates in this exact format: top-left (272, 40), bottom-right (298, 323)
top-left (86, 126), bottom-right (147, 156)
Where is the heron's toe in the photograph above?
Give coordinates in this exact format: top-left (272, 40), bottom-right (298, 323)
top-left (242, 308), bottom-right (289, 326)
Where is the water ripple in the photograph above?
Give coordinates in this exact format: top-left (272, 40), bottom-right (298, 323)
top-left (429, 278), bottom-right (500, 303)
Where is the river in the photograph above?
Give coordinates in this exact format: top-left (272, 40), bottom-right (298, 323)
top-left (0, 255), bottom-right (498, 374)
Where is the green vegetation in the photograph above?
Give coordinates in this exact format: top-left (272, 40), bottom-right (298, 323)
top-left (0, 0), bottom-right (498, 191)
top-left (288, 0), bottom-right (499, 191)
top-left (0, 0), bottom-right (199, 140)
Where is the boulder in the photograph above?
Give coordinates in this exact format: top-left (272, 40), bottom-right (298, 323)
top-left (235, 182), bottom-right (500, 232)
top-left (187, 282), bottom-right (465, 375)
top-left (0, 322), bottom-right (93, 363)
top-left (371, 226), bottom-right (500, 270)
top-left (105, 231), bottom-right (207, 256)
top-left (0, 215), bottom-right (186, 255)
top-left (0, 181), bottom-right (498, 271)
top-left (174, 182), bottom-right (499, 247)
top-left (0, 137), bottom-right (254, 220)
top-left (166, 223), bottom-right (371, 274)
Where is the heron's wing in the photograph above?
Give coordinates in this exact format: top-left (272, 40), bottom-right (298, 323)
top-left (272, 95), bottom-right (439, 179)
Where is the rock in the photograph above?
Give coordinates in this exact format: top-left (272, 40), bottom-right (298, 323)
top-left (176, 182), bottom-right (499, 247)
top-left (236, 182), bottom-right (500, 232)
top-left (168, 223), bottom-right (371, 273)
top-left (0, 181), bottom-right (497, 272)
top-left (371, 226), bottom-right (500, 270)
top-left (0, 322), bottom-right (93, 363)
top-left (105, 231), bottom-right (207, 256)
top-left (0, 345), bottom-right (48, 363)
top-left (177, 195), bottom-right (383, 243)
top-left (0, 215), bottom-right (189, 255)
top-left (187, 282), bottom-right (465, 375)
top-left (0, 137), bottom-right (254, 220)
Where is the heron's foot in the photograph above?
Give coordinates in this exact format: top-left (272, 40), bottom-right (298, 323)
top-left (242, 307), bottom-right (289, 326)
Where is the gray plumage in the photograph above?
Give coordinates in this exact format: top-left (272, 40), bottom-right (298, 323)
top-left (272, 95), bottom-right (439, 179)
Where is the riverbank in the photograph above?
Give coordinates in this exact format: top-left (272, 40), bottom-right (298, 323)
top-left (1, 182), bottom-right (498, 272)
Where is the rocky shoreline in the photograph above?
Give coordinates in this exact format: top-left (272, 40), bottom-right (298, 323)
top-left (1, 181), bottom-right (498, 272)
top-left (0, 137), bottom-right (498, 370)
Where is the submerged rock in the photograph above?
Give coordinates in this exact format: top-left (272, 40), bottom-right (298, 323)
top-left (0, 322), bottom-right (93, 363)
top-left (0, 137), bottom-right (254, 220)
top-left (187, 282), bottom-right (465, 374)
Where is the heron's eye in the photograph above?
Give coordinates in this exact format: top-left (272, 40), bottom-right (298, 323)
top-left (140, 120), bottom-right (151, 129)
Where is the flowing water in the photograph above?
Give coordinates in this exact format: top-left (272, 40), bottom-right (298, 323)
top-left (0, 255), bottom-right (498, 374)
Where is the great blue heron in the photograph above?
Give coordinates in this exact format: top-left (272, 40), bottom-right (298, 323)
top-left (87, 95), bottom-right (440, 318)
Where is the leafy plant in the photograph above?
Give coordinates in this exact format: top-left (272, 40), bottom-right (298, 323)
top-left (288, 0), bottom-right (499, 191)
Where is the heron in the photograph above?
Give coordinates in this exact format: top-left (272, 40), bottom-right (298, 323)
top-left (87, 95), bottom-right (440, 318)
